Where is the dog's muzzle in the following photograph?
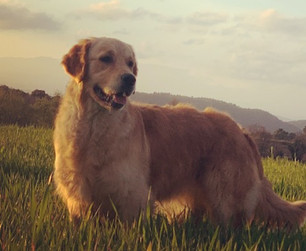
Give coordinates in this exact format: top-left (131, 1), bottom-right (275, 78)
top-left (93, 73), bottom-right (136, 110)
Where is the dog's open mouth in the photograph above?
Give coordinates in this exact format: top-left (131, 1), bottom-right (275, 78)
top-left (93, 85), bottom-right (128, 109)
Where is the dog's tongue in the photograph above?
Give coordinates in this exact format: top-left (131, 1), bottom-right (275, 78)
top-left (113, 94), bottom-right (127, 105)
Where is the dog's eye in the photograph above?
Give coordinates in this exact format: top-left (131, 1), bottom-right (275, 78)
top-left (127, 61), bottom-right (134, 68)
top-left (99, 56), bottom-right (113, 64)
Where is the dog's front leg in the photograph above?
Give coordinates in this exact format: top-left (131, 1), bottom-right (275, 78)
top-left (54, 168), bottom-right (92, 224)
top-left (66, 197), bottom-right (91, 224)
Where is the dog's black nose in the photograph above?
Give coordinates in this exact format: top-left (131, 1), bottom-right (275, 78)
top-left (121, 73), bottom-right (136, 87)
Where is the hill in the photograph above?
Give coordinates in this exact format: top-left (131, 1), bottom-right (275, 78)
top-left (0, 85), bottom-right (300, 132)
top-left (1, 85), bottom-right (305, 160)
top-left (131, 92), bottom-right (300, 133)
top-left (289, 120), bottom-right (306, 131)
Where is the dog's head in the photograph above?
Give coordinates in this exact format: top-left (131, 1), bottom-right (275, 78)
top-left (62, 37), bottom-right (138, 110)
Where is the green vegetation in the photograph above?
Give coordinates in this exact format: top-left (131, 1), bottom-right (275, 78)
top-left (0, 85), bottom-right (60, 128)
top-left (0, 125), bottom-right (305, 250)
top-left (249, 126), bottom-right (306, 162)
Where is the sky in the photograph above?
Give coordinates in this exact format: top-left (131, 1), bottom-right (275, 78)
top-left (1, 0), bottom-right (306, 120)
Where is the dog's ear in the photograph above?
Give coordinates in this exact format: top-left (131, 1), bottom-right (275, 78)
top-left (62, 39), bottom-right (91, 83)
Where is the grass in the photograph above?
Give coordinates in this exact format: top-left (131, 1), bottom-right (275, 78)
top-left (0, 125), bottom-right (305, 250)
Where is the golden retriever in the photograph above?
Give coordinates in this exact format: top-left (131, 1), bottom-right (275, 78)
top-left (54, 37), bottom-right (306, 227)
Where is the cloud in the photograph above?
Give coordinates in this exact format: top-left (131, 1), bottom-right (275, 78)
top-left (261, 9), bottom-right (306, 35)
top-left (181, 9), bottom-right (306, 38)
top-left (220, 9), bottom-right (306, 86)
top-left (0, 2), bottom-right (60, 30)
top-left (186, 11), bottom-right (228, 26)
top-left (85, 0), bottom-right (131, 20)
top-left (183, 38), bottom-right (206, 45)
top-left (230, 48), bottom-right (306, 87)
top-left (238, 9), bottom-right (306, 36)
top-left (78, 0), bottom-right (182, 24)
top-left (112, 28), bottom-right (131, 35)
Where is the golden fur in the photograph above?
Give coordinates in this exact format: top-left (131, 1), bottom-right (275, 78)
top-left (54, 37), bottom-right (306, 227)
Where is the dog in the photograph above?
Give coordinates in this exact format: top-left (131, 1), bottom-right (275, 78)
top-left (53, 37), bottom-right (306, 227)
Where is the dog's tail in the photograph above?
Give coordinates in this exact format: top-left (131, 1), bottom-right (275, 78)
top-left (256, 177), bottom-right (306, 228)
top-left (244, 133), bottom-right (306, 228)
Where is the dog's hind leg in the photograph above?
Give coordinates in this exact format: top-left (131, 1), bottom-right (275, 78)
top-left (193, 161), bottom-right (260, 226)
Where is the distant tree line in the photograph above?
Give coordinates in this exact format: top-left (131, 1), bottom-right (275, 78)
top-left (249, 125), bottom-right (306, 162)
top-left (1, 85), bottom-right (306, 162)
top-left (0, 85), bottom-right (60, 128)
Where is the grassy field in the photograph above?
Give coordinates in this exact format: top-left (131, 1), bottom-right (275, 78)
top-left (0, 125), bottom-right (305, 251)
